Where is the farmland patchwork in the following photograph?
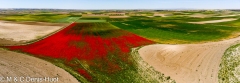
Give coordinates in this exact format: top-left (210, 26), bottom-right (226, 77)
top-left (4, 23), bottom-right (175, 82)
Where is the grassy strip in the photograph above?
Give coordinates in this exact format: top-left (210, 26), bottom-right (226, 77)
top-left (75, 20), bottom-right (106, 23)
top-left (130, 47), bottom-right (176, 83)
top-left (0, 14), bottom-right (70, 22)
top-left (53, 17), bottom-right (80, 23)
top-left (218, 44), bottom-right (240, 83)
top-left (40, 57), bottom-right (90, 83)
top-left (71, 49), bottom-right (176, 83)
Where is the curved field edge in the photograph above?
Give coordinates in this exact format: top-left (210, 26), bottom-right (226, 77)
top-left (37, 56), bottom-right (90, 83)
top-left (219, 44), bottom-right (240, 83)
top-left (130, 47), bottom-right (176, 83)
top-left (23, 23), bottom-right (74, 45)
top-left (1, 23), bottom-right (72, 46)
top-left (0, 47), bottom-right (89, 83)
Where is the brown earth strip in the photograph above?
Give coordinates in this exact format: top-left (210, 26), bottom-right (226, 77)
top-left (139, 35), bottom-right (240, 83)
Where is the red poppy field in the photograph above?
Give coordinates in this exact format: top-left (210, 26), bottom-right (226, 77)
top-left (4, 22), bottom-right (165, 82)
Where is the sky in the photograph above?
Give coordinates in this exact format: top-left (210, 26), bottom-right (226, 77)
top-left (0, 0), bottom-right (239, 9)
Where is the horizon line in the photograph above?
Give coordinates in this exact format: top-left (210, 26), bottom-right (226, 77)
top-left (1, 8), bottom-right (240, 10)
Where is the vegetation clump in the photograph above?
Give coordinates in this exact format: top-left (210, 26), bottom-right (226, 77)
top-left (219, 44), bottom-right (240, 83)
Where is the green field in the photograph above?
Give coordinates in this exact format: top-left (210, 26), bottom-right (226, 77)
top-left (53, 17), bottom-right (80, 23)
top-left (0, 14), bottom-right (70, 22)
top-left (0, 13), bottom-right (82, 23)
top-left (153, 16), bottom-right (239, 22)
top-left (76, 19), bottom-right (106, 23)
top-left (109, 17), bottom-right (240, 44)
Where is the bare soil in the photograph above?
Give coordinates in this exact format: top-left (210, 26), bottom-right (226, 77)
top-left (188, 18), bottom-right (237, 24)
top-left (188, 14), bottom-right (212, 18)
top-left (154, 14), bottom-right (168, 17)
top-left (214, 14), bottom-right (239, 17)
top-left (139, 35), bottom-right (240, 83)
top-left (0, 48), bottom-right (79, 83)
top-left (4, 21), bottom-right (68, 26)
top-left (0, 21), bottom-right (67, 45)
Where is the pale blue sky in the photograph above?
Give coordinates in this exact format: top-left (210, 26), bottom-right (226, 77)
top-left (0, 0), bottom-right (239, 9)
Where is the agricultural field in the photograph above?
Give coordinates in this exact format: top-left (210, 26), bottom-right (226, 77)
top-left (75, 19), bottom-right (106, 23)
top-left (1, 10), bottom-right (240, 83)
top-left (53, 17), bottom-right (80, 23)
top-left (0, 48), bottom-right (79, 83)
top-left (3, 23), bottom-right (175, 83)
top-left (0, 14), bottom-right (67, 22)
top-left (110, 16), bottom-right (240, 44)
top-left (0, 21), bottom-right (67, 45)
top-left (0, 13), bottom-right (81, 23)
top-left (136, 19), bottom-right (240, 83)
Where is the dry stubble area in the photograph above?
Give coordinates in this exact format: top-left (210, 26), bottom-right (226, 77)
top-left (0, 48), bottom-right (79, 83)
top-left (138, 34), bottom-right (240, 83)
top-left (0, 21), bottom-right (67, 45)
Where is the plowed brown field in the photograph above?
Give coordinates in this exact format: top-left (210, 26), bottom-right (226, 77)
top-left (139, 35), bottom-right (240, 83)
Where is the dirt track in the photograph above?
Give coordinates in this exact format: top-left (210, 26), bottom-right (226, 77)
top-left (0, 48), bottom-right (79, 83)
top-left (139, 35), bottom-right (240, 83)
